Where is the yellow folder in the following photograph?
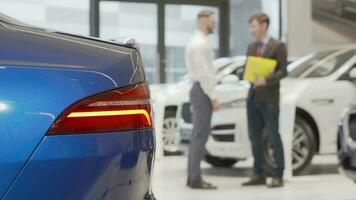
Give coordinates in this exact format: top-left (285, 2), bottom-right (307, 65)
top-left (243, 56), bottom-right (278, 82)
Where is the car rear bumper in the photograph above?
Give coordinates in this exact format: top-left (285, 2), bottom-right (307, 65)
top-left (3, 130), bottom-right (155, 200)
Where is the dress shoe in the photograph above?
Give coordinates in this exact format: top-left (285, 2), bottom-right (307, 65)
top-left (187, 180), bottom-right (217, 190)
top-left (241, 176), bottom-right (266, 186)
top-left (267, 177), bottom-right (284, 188)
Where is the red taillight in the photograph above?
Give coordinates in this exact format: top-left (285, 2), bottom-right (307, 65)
top-left (47, 83), bottom-right (153, 135)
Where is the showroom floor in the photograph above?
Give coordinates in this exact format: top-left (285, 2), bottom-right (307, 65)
top-left (153, 155), bottom-right (356, 200)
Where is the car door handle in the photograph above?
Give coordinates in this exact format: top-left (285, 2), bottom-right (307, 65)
top-left (311, 98), bottom-right (334, 105)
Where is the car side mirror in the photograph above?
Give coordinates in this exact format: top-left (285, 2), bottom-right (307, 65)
top-left (349, 68), bottom-right (356, 80)
top-left (221, 74), bottom-right (240, 84)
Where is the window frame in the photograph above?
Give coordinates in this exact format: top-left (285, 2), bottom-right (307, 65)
top-left (90, 0), bottom-right (230, 83)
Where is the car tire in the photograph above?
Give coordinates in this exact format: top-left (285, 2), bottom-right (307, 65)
top-left (162, 110), bottom-right (182, 155)
top-left (204, 155), bottom-right (238, 168)
top-left (263, 116), bottom-right (316, 175)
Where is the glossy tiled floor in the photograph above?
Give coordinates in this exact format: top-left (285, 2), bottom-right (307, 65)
top-left (153, 155), bottom-right (356, 200)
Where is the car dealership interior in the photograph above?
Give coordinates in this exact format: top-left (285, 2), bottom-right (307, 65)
top-left (1, 0), bottom-right (356, 199)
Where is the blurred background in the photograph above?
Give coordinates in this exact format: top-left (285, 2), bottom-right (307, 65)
top-left (0, 0), bottom-right (321, 84)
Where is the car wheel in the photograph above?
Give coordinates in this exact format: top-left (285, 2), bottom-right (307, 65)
top-left (263, 116), bottom-right (316, 175)
top-left (204, 155), bottom-right (238, 168)
top-left (162, 110), bottom-right (181, 155)
top-left (335, 1), bottom-right (345, 16)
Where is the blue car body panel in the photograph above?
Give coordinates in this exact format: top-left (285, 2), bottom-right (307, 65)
top-left (0, 67), bottom-right (117, 196)
top-left (3, 130), bottom-right (155, 200)
top-left (0, 15), bottom-right (155, 200)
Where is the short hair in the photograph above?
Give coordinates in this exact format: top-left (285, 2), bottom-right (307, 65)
top-left (249, 12), bottom-right (270, 28)
top-left (197, 10), bottom-right (215, 20)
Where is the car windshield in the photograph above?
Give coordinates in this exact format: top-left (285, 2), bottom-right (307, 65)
top-left (288, 49), bottom-right (356, 78)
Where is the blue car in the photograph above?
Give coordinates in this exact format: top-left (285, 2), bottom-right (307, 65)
top-left (339, 106), bottom-right (356, 183)
top-left (0, 14), bottom-right (156, 200)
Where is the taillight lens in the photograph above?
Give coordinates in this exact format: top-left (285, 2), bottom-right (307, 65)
top-left (47, 83), bottom-right (152, 135)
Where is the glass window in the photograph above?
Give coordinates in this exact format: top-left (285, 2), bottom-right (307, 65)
top-left (99, 2), bottom-right (158, 84)
top-left (261, 0), bottom-right (280, 39)
top-left (288, 50), bottom-right (337, 77)
top-left (230, 0), bottom-right (260, 55)
top-left (233, 66), bottom-right (245, 80)
top-left (0, 0), bottom-right (90, 36)
top-left (230, 0), bottom-right (281, 56)
top-left (306, 50), bottom-right (355, 78)
top-left (165, 4), bottom-right (219, 83)
top-left (288, 49), bottom-right (355, 78)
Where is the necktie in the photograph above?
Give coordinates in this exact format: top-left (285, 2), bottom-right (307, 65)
top-left (256, 42), bottom-right (264, 57)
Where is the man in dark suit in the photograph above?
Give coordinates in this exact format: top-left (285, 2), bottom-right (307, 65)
top-left (241, 13), bottom-right (287, 188)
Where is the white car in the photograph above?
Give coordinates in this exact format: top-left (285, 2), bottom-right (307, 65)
top-left (152, 46), bottom-right (356, 173)
top-left (180, 47), bottom-right (356, 174)
top-left (151, 57), bottom-right (247, 155)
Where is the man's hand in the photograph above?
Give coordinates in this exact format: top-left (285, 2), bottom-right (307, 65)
top-left (212, 100), bottom-right (220, 112)
top-left (254, 76), bottom-right (267, 87)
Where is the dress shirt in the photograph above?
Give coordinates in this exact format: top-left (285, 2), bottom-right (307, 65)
top-left (185, 30), bottom-right (217, 100)
top-left (257, 35), bottom-right (271, 56)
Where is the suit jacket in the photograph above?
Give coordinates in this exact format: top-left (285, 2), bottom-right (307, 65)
top-left (246, 38), bottom-right (288, 104)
